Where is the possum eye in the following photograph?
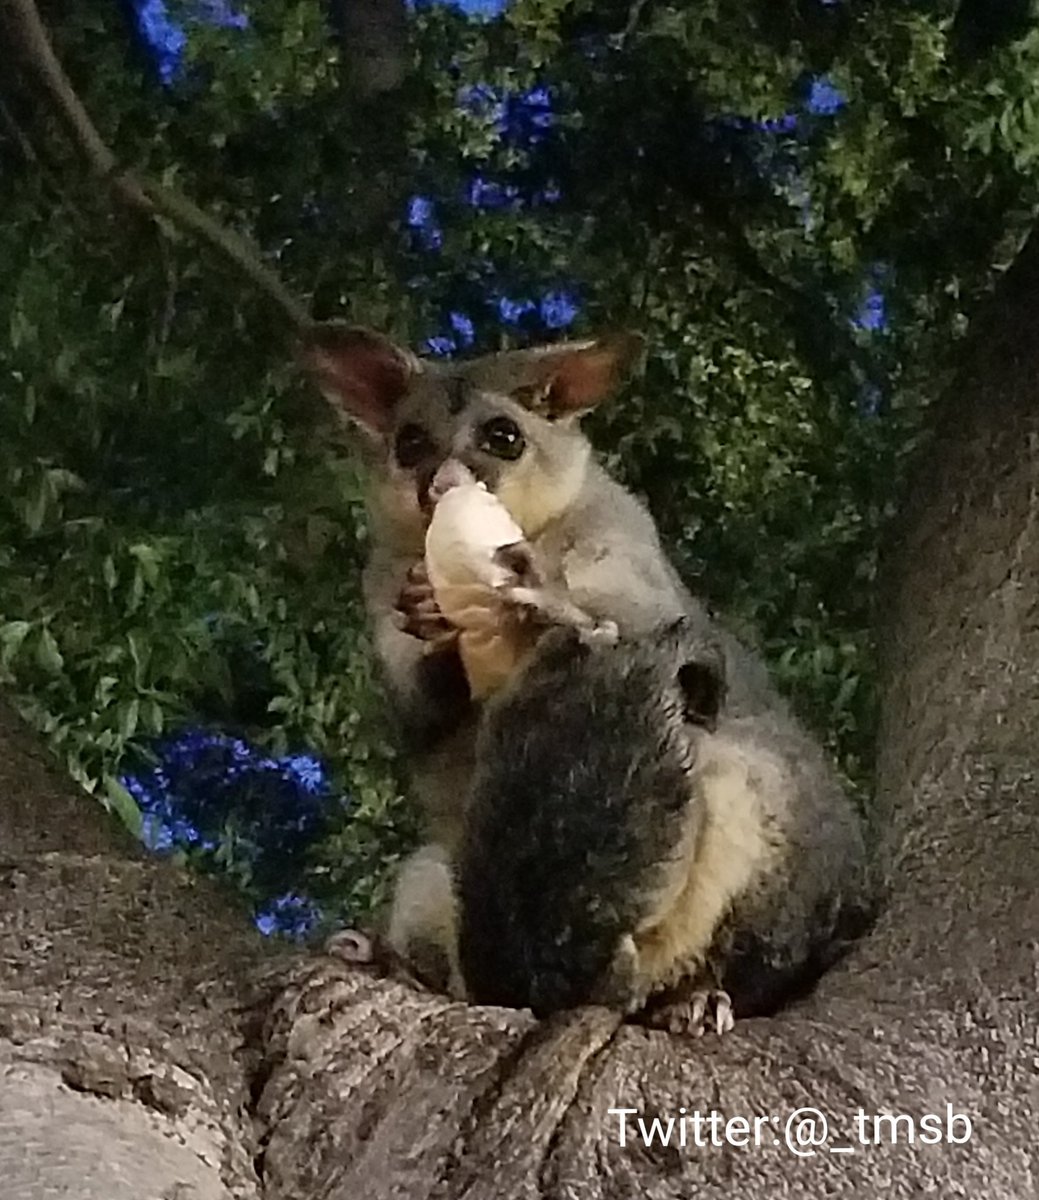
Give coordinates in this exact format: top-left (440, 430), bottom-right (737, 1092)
top-left (478, 416), bottom-right (526, 461)
top-left (394, 423), bottom-right (434, 469)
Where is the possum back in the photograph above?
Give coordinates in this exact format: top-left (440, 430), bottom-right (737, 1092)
top-left (456, 623), bottom-right (720, 1017)
top-left (455, 620), bottom-right (875, 1023)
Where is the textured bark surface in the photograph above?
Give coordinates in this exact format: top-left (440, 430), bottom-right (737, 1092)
top-left (3, 236), bottom-right (1039, 1196)
top-left (321, 0), bottom-right (412, 268)
top-left (0, 695), bottom-right (281, 1199)
top-left (329, 0), bottom-right (408, 98)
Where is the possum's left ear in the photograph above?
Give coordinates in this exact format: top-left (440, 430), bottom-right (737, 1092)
top-left (677, 652), bottom-right (725, 732)
top-left (495, 332), bottom-right (646, 421)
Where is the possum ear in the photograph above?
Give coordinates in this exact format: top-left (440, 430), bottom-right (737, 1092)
top-left (298, 322), bottom-right (417, 438)
top-left (677, 652), bottom-right (725, 732)
top-left (485, 332), bottom-right (645, 421)
top-left (536, 333), bottom-right (644, 418)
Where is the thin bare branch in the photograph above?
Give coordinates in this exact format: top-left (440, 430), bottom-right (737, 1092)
top-left (0, 96), bottom-right (39, 163)
top-left (2, 0), bottom-right (312, 332)
top-left (136, 178), bottom-right (312, 330)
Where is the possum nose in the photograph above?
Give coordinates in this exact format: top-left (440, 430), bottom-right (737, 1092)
top-left (429, 458), bottom-right (478, 502)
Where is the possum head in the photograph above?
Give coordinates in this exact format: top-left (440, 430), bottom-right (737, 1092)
top-left (298, 323), bottom-right (644, 551)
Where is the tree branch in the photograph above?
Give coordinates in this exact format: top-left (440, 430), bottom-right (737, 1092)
top-left (2, 0), bottom-right (312, 333)
top-left (0, 95), bottom-right (39, 163)
top-left (134, 178), bottom-right (312, 330)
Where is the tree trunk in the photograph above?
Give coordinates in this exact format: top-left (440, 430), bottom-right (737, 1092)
top-left (0, 694), bottom-right (267, 1198)
top-left (329, 0), bottom-right (409, 99)
top-left (313, 0), bottom-right (413, 309)
top-left (3, 234), bottom-right (1039, 1196)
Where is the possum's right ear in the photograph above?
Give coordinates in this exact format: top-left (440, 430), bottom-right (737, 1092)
top-left (677, 652), bottom-right (725, 732)
top-left (298, 322), bottom-right (418, 438)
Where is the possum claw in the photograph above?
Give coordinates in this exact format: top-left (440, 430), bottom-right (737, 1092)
top-left (325, 929), bottom-right (441, 996)
top-left (642, 988), bottom-right (735, 1038)
top-left (713, 990), bottom-right (735, 1035)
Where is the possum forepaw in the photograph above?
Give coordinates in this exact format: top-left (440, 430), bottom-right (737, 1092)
top-left (642, 988), bottom-right (735, 1038)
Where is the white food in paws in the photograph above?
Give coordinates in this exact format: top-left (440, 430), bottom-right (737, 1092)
top-left (425, 480), bottom-right (525, 601)
top-left (423, 470), bottom-right (530, 700)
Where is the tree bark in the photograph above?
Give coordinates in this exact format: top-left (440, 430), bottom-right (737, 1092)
top-left (3, 234), bottom-right (1039, 1196)
top-left (329, 0), bottom-right (409, 99)
top-left (0, 694), bottom-right (275, 1199)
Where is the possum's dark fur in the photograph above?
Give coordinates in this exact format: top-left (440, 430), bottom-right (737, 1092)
top-left (456, 621), bottom-right (876, 1022)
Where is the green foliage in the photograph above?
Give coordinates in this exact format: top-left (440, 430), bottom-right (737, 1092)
top-left (4, 0), bottom-right (1039, 921)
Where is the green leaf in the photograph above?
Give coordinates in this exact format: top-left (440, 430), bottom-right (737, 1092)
top-left (22, 473), bottom-right (50, 534)
top-left (0, 620), bottom-right (32, 669)
top-left (104, 777), bottom-right (143, 840)
top-left (117, 699), bottom-right (140, 741)
top-left (35, 628), bottom-right (65, 674)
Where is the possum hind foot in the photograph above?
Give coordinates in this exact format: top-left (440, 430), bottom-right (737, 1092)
top-left (325, 927), bottom-right (376, 963)
top-left (325, 927), bottom-right (442, 996)
top-left (641, 985), bottom-right (736, 1038)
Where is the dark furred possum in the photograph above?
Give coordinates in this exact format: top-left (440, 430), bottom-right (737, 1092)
top-left (456, 620), bottom-right (876, 1033)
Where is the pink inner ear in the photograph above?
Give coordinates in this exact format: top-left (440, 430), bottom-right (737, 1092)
top-left (303, 330), bottom-right (410, 435)
top-left (546, 339), bottom-right (637, 414)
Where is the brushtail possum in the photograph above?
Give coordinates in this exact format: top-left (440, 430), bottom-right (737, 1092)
top-left (300, 323), bottom-right (747, 850)
top-left (300, 325), bottom-right (870, 1020)
top-left (423, 459), bottom-right (617, 700)
top-left (456, 621), bottom-right (874, 1032)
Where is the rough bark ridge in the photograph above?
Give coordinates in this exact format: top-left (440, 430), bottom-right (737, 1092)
top-left (0, 695), bottom-right (281, 1200)
top-left (2, 241), bottom-right (1038, 1195)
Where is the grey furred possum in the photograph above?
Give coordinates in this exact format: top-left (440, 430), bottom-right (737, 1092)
top-left (300, 323), bottom-right (873, 1021)
top-left (454, 620), bottom-right (875, 1032)
top-left (300, 324), bottom-right (770, 843)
